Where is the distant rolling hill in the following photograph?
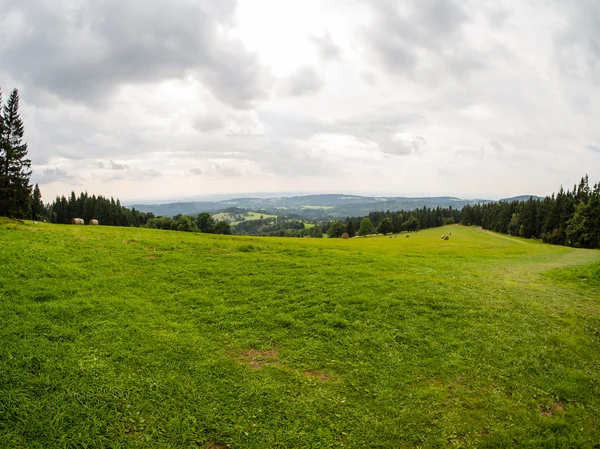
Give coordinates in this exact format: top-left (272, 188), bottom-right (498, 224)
top-left (130, 194), bottom-right (495, 219)
top-left (499, 195), bottom-right (544, 202)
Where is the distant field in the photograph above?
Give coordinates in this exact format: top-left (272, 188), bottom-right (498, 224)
top-left (1, 221), bottom-right (599, 447)
top-left (212, 211), bottom-right (277, 225)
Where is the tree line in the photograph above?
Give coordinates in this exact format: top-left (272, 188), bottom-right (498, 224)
top-left (146, 212), bottom-right (232, 235)
top-left (461, 175), bottom-right (600, 248)
top-left (47, 191), bottom-right (154, 227)
top-left (323, 206), bottom-right (461, 238)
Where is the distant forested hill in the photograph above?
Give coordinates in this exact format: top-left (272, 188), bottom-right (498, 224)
top-left (130, 194), bottom-right (492, 219)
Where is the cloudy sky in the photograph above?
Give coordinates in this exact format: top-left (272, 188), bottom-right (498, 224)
top-left (1, 0), bottom-right (599, 202)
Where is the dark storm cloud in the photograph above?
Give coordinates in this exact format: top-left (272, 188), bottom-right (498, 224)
top-left (360, 0), bottom-right (489, 80)
top-left (0, 0), bottom-right (267, 108)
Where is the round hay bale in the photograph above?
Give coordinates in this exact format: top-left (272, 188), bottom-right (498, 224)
top-left (405, 234), bottom-right (409, 238)
top-left (72, 218), bottom-right (84, 225)
top-left (89, 219), bottom-right (99, 225)
top-left (341, 232), bottom-right (349, 239)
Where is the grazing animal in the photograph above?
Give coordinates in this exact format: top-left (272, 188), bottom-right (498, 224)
top-left (341, 232), bottom-right (349, 239)
top-left (72, 218), bottom-right (84, 225)
top-left (89, 219), bottom-right (99, 225)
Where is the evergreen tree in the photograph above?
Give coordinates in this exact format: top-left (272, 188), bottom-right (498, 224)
top-left (0, 88), bottom-right (32, 217)
top-left (346, 220), bottom-right (356, 238)
top-left (30, 183), bottom-right (44, 220)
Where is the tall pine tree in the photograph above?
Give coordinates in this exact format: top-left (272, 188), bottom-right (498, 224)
top-left (0, 88), bottom-right (32, 218)
top-left (30, 183), bottom-right (44, 220)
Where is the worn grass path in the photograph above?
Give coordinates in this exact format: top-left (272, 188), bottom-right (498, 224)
top-left (1, 220), bottom-right (599, 448)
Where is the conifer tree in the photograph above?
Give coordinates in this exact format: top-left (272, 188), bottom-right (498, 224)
top-left (0, 88), bottom-right (32, 217)
top-left (30, 183), bottom-right (44, 220)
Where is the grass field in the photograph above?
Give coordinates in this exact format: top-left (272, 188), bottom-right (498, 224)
top-left (1, 220), bottom-right (599, 448)
top-left (212, 212), bottom-right (277, 226)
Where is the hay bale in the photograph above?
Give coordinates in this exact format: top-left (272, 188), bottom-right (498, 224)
top-left (448, 232), bottom-right (452, 235)
top-left (89, 219), bottom-right (99, 225)
top-left (441, 235), bottom-right (446, 239)
top-left (72, 218), bottom-right (84, 225)
top-left (405, 234), bottom-right (409, 238)
top-left (341, 232), bottom-right (349, 240)
top-left (443, 235), bottom-right (450, 240)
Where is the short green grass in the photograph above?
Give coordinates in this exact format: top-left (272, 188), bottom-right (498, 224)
top-left (1, 221), bottom-right (599, 448)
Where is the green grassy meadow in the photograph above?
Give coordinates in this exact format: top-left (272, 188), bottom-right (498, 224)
top-left (1, 220), bottom-right (600, 448)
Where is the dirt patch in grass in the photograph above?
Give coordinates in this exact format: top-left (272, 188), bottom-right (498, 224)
top-left (303, 370), bottom-right (332, 381)
top-left (237, 349), bottom-right (279, 370)
top-left (75, 235), bottom-right (86, 240)
top-left (540, 402), bottom-right (564, 417)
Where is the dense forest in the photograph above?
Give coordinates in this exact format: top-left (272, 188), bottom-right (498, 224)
top-left (47, 192), bottom-right (154, 227)
top-left (461, 176), bottom-right (600, 249)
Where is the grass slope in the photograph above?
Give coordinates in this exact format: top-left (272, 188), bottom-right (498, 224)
top-left (1, 221), bottom-right (599, 448)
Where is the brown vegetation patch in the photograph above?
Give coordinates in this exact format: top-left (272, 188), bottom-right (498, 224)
top-left (238, 349), bottom-right (279, 370)
top-left (205, 443), bottom-right (229, 449)
top-left (123, 424), bottom-right (140, 439)
top-left (303, 370), bottom-right (331, 381)
top-left (75, 235), bottom-right (86, 240)
top-left (540, 401), bottom-right (564, 417)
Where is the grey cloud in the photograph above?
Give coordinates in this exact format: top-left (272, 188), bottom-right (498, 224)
top-left (0, 0), bottom-right (268, 109)
top-left (587, 145), bottom-right (600, 153)
top-left (554, 0), bottom-right (600, 83)
top-left (34, 167), bottom-right (77, 184)
top-left (360, 0), bottom-right (491, 80)
top-left (194, 115), bottom-right (225, 132)
top-left (189, 162), bottom-right (245, 177)
top-left (381, 136), bottom-right (427, 156)
top-left (110, 160), bottom-right (130, 170)
top-left (283, 66), bottom-right (325, 96)
top-left (257, 107), bottom-right (423, 158)
top-left (311, 30), bottom-right (342, 61)
top-left (490, 141), bottom-right (505, 154)
top-left (140, 169), bottom-right (161, 178)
